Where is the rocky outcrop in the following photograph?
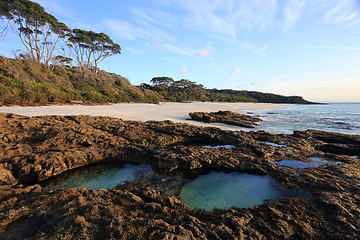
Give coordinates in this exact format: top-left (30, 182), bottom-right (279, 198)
top-left (189, 110), bottom-right (262, 128)
top-left (0, 113), bottom-right (359, 239)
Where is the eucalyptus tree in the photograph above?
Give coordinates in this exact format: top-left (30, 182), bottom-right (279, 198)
top-left (0, 1), bottom-right (9, 40)
top-left (150, 77), bottom-right (174, 89)
top-left (2, 0), bottom-right (70, 65)
top-left (67, 29), bottom-right (121, 71)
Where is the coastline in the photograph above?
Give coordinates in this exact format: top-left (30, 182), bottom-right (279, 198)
top-left (0, 102), bottom-right (286, 130)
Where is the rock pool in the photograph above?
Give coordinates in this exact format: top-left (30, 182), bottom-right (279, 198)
top-left (44, 164), bottom-right (309, 212)
top-left (178, 171), bottom-right (281, 211)
top-left (44, 164), bottom-right (153, 190)
top-left (274, 157), bottom-right (341, 169)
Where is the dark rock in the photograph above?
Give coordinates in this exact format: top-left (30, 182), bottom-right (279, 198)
top-left (189, 110), bottom-right (262, 128)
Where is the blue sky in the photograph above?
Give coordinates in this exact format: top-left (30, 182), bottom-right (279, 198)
top-left (2, 0), bottom-right (360, 102)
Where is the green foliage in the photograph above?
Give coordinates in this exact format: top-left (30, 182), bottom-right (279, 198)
top-left (2, 0), bottom-right (70, 65)
top-left (67, 29), bottom-right (121, 70)
top-left (143, 76), bottom-right (312, 104)
top-left (0, 1), bottom-right (9, 40)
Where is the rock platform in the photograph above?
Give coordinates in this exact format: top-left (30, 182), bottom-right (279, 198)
top-left (0, 113), bottom-right (359, 239)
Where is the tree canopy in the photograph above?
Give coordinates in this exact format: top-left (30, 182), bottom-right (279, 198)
top-left (150, 76), bottom-right (174, 89)
top-left (2, 0), bottom-right (70, 65)
top-left (67, 29), bottom-right (121, 70)
top-left (0, 0), bottom-right (121, 72)
top-left (0, 1), bottom-right (9, 40)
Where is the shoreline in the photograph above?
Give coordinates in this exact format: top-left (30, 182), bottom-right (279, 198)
top-left (0, 102), bottom-right (287, 130)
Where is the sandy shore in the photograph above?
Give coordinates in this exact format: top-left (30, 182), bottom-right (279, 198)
top-left (0, 102), bottom-right (286, 130)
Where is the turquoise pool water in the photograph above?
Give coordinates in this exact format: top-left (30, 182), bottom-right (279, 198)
top-left (179, 171), bottom-right (281, 211)
top-left (45, 164), bottom-right (309, 211)
top-left (44, 164), bottom-right (153, 190)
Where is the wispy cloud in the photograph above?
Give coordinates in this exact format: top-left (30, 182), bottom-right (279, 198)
top-left (283, 0), bottom-right (308, 31)
top-left (251, 81), bottom-right (260, 86)
top-left (176, 0), bottom-right (278, 40)
top-left (162, 43), bottom-right (194, 56)
top-left (104, 0), bottom-right (360, 58)
top-left (335, 12), bottom-right (357, 22)
top-left (103, 18), bottom-right (173, 42)
top-left (103, 19), bottom-right (138, 40)
top-left (323, 0), bottom-right (357, 24)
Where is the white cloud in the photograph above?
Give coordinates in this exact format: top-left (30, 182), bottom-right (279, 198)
top-left (231, 67), bottom-right (242, 74)
top-left (335, 12), bottom-right (357, 22)
top-left (283, 0), bottom-right (308, 31)
top-left (176, 0), bottom-right (278, 40)
top-left (181, 67), bottom-right (188, 74)
top-left (251, 81), bottom-right (260, 86)
top-left (195, 48), bottom-right (210, 57)
top-left (130, 8), bottom-right (158, 25)
top-left (323, 0), bottom-right (355, 23)
top-left (163, 43), bottom-right (194, 56)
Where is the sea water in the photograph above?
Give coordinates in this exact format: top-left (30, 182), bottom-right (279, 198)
top-left (248, 103), bottom-right (360, 135)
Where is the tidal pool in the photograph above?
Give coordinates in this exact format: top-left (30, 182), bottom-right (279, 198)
top-left (264, 142), bottom-right (288, 147)
top-left (274, 158), bottom-right (340, 169)
top-left (179, 171), bottom-right (281, 211)
top-left (44, 164), bottom-right (309, 211)
top-left (203, 145), bottom-right (235, 149)
top-left (44, 164), bottom-right (153, 190)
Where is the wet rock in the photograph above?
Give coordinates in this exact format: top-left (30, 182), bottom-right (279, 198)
top-left (189, 110), bottom-right (262, 128)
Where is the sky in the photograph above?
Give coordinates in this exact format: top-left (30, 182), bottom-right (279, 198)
top-left (1, 0), bottom-right (360, 102)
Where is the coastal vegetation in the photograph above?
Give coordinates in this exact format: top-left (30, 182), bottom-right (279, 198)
top-left (0, 56), bottom-right (163, 105)
top-left (141, 76), bottom-right (312, 104)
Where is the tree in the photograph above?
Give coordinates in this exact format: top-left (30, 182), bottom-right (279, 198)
top-left (2, 0), bottom-right (70, 65)
top-left (0, 1), bottom-right (9, 40)
top-left (150, 77), bottom-right (174, 89)
top-left (67, 29), bottom-right (121, 71)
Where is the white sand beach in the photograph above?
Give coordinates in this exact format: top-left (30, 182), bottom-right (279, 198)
top-left (0, 102), bottom-right (286, 130)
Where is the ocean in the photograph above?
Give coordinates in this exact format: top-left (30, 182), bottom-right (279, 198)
top-left (248, 103), bottom-right (360, 135)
